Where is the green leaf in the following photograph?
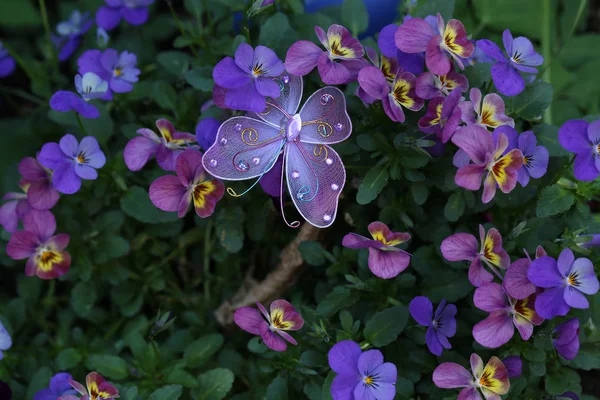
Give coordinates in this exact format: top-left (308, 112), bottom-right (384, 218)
top-left (503, 81), bottom-right (553, 121)
top-left (184, 334), bottom-right (224, 368)
top-left (27, 367), bottom-right (52, 400)
top-left (536, 184), bottom-right (576, 218)
top-left (303, 382), bottom-right (321, 400)
top-left (153, 81), bottom-right (178, 111)
top-left (341, 0), bottom-right (369, 36)
top-left (192, 368), bottom-right (235, 400)
top-left (56, 348), bottom-right (83, 370)
top-left (316, 287), bottom-right (359, 317)
top-left (70, 281), bottom-right (97, 318)
top-left (322, 371), bottom-right (335, 400)
top-left (87, 355), bottom-right (129, 379)
top-left (185, 67), bottom-right (214, 92)
top-left (96, 235), bottom-right (130, 263)
top-left (120, 186), bottom-right (179, 224)
top-left (411, 0), bottom-right (455, 22)
top-left (533, 124), bottom-right (569, 157)
top-left (477, 0), bottom-right (542, 40)
top-left (149, 385), bottom-right (183, 400)
top-left (184, 0), bottom-right (204, 19)
top-left (545, 368), bottom-right (581, 395)
top-left (258, 13), bottom-right (295, 51)
top-left (395, 377), bottom-right (415, 399)
top-left (158, 51), bottom-right (192, 76)
top-left (411, 183), bottom-right (429, 205)
top-left (0, 0), bottom-right (41, 27)
top-left (566, 344), bottom-right (600, 370)
top-left (363, 306), bottom-right (409, 347)
top-left (167, 370), bottom-right (199, 389)
top-left (559, 34), bottom-right (600, 69)
top-left (216, 206), bottom-right (246, 253)
top-left (444, 192), bottom-right (465, 222)
top-left (266, 376), bottom-right (288, 400)
top-left (298, 241), bottom-right (327, 266)
top-left (356, 164), bottom-right (389, 205)
top-left (421, 268), bottom-right (472, 302)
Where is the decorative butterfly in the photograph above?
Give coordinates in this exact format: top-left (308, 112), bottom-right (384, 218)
top-left (202, 73), bottom-right (352, 228)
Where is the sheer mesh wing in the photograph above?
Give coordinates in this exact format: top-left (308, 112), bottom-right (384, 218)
top-left (247, 73), bottom-right (303, 129)
top-left (202, 116), bottom-right (285, 181)
top-left (285, 141), bottom-right (346, 228)
top-left (298, 86), bottom-right (352, 144)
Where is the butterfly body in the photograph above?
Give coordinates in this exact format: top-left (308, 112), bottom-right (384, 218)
top-left (202, 74), bottom-right (351, 228)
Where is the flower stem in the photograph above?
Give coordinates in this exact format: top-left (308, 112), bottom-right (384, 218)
top-left (541, 0), bottom-right (553, 125)
top-left (75, 114), bottom-right (89, 136)
top-left (38, 0), bottom-right (58, 70)
top-left (203, 219), bottom-right (214, 302)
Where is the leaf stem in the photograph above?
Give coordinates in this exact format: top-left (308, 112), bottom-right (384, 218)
top-left (39, 0), bottom-right (58, 70)
top-left (76, 114), bottom-right (89, 136)
top-left (542, 0), bottom-right (553, 125)
top-left (203, 219), bottom-right (214, 302)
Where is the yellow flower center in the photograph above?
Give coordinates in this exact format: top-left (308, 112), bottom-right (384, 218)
top-left (114, 67), bottom-right (122, 77)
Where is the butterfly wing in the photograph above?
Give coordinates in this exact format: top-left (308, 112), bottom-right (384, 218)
top-left (298, 86), bottom-right (352, 144)
top-left (285, 141), bottom-right (346, 228)
top-left (247, 73), bottom-right (303, 128)
top-left (202, 116), bottom-right (285, 181)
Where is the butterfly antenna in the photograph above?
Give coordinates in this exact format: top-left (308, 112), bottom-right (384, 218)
top-left (279, 146), bottom-right (300, 228)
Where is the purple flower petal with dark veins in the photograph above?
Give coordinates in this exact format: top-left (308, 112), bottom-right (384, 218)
top-left (553, 318), bottom-right (580, 360)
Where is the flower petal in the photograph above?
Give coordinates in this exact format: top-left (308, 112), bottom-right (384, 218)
top-left (357, 350), bottom-right (384, 375)
top-left (426, 325), bottom-right (443, 356)
top-left (535, 286), bottom-right (570, 319)
top-left (328, 340), bottom-right (361, 376)
top-left (124, 136), bottom-right (159, 171)
top-left (342, 233), bottom-right (383, 250)
top-left (259, 323), bottom-right (287, 352)
top-left (569, 257), bottom-right (599, 295)
top-left (468, 257), bottom-right (494, 287)
top-left (432, 362), bottom-right (473, 388)
top-left (527, 256), bottom-right (563, 288)
top-left (270, 299), bottom-right (304, 331)
top-left (426, 35), bottom-right (451, 76)
top-left (284, 40), bottom-right (322, 76)
top-left (491, 61), bottom-right (524, 97)
top-left (6, 231), bottom-right (38, 260)
top-left (573, 151), bottom-right (599, 181)
top-left (395, 18), bottom-right (437, 53)
top-left (455, 164), bottom-right (486, 191)
top-left (558, 119), bottom-right (590, 153)
top-left (213, 57), bottom-right (251, 89)
top-left (503, 258), bottom-right (536, 300)
top-left (358, 66), bottom-right (388, 100)
top-left (224, 82), bottom-right (267, 113)
top-left (441, 233), bottom-right (478, 261)
top-left (564, 287), bottom-right (589, 309)
top-left (473, 311), bottom-right (514, 348)
top-left (331, 374), bottom-right (359, 400)
top-left (367, 247), bottom-right (411, 279)
top-left (452, 125), bottom-right (494, 164)
top-left (317, 53), bottom-right (351, 85)
top-left (474, 282), bottom-right (508, 312)
top-left (475, 39), bottom-right (506, 62)
top-left (149, 175), bottom-right (186, 212)
top-left (409, 296), bottom-right (433, 326)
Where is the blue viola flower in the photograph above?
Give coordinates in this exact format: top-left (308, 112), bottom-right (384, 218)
top-left (52, 10), bottom-right (93, 61)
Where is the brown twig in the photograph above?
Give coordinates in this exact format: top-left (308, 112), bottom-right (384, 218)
top-left (214, 223), bottom-right (321, 326)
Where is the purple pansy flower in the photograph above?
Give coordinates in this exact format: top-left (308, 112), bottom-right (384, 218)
top-left (441, 224), bottom-right (510, 287)
top-left (38, 134), bottom-right (106, 195)
top-left (261, 0), bottom-right (274, 6)
top-left (553, 318), bottom-right (580, 361)
top-left (342, 221), bottom-right (411, 279)
top-left (149, 149), bottom-right (225, 219)
top-left (96, 0), bottom-right (154, 31)
top-left (69, 372), bottom-right (119, 400)
top-left (378, 17), bottom-right (432, 75)
top-left (18, 157), bottom-right (61, 211)
top-left (418, 87), bottom-right (462, 142)
top-left (213, 43), bottom-right (284, 112)
top-left (415, 65), bottom-right (469, 99)
top-left (124, 119), bottom-right (197, 172)
top-left (50, 72), bottom-right (108, 119)
top-left (78, 49), bottom-right (140, 100)
top-left (558, 119), bottom-right (600, 181)
top-left (357, 47), bottom-right (401, 105)
top-left (433, 353), bottom-right (510, 400)
top-left (502, 356), bottom-right (522, 378)
top-left (579, 233), bottom-right (600, 249)
top-left (0, 180), bottom-right (30, 233)
top-left (358, 65), bottom-right (424, 123)
top-left (395, 13), bottom-right (474, 76)
top-left (0, 41), bottom-right (16, 78)
top-left (558, 393), bottom-right (579, 400)
top-left (409, 296), bottom-right (457, 356)
top-left (0, 320), bottom-right (11, 360)
top-left (528, 248), bottom-right (599, 319)
top-left (503, 246), bottom-right (547, 300)
top-left (458, 87), bottom-right (514, 130)
top-left (6, 210), bottom-right (71, 280)
top-left (34, 373), bottom-right (79, 400)
top-left (508, 129), bottom-right (549, 186)
top-left (476, 29), bottom-right (543, 96)
top-left (452, 126), bottom-right (524, 203)
top-left (195, 118), bottom-right (221, 151)
top-left (328, 340), bottom-right (397, 400)
top-left (472, 283), bottom-right (543, 348)
top-left (51, 11), bottom-right (93, 61)
top-left (285, 24), bottom-right (367, 85)
top-left (234, 299), bottom-right (304, 352)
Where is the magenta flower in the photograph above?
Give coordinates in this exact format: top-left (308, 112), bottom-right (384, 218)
top-left (452, 126), bottom-right (524, 203)
top-left (342, 221), bottom-right (411, 279)
top-left (378, 18), bottom-right (430, 75)
top-left (472, 283), bottom-right (543, 348)
top-left (441, 225), bottom-right (510, 287)
top-left (477, 29), bottom-right (543, 96)
top-left (124, 119), bottom-right (196, 172)
top-left (78, 49), bottom-right (140, 100)
top-left (415, 65), bottom-right (468, 99)
top-left (357, 48), bottom-right (401, 105)
top-left (285, 24), bottom-right (366, 85)
top-left (418, 87), bottom-right (462, 142)
top-left (528, 248), bottom-right (599, 319)
top-left (50, 73), bottom-right (108, 119)
top-left (433, 353), bottom-right (510, 400)
top-left (328, 340), bottom-right (397, 400)
top-left (149, 149), bottom-right (225, 219)
top-left (234, 299), bottom-right (303, 352)
top-left (502, 356), bottom-right (522, 378)
top-left (357, 65), bottom-right (423, 122)
top-left (409, 296), bottom-right (457, 356)
top-left (458, 88), bottom-right (514, 130)
top-left (0, 181), bottom-right (30, 233)
top-left (395, 13), bottom-right (473, 76)
top-left (34, 373), bottom-right (78, 400)
top-left (195, 118), bottom-right (221, 151)
top-left (6, 210), bottom-right (71, 280)
top-left (553, 318), bottom-right (580, 360)
top-left (503, 246), bottom-right (547, 300)
top-left (96, 0), bottom-right (154, 31)
top-left (558, 119), bottom-right (600, 181)
top-left (69, 372), bottom-right (119, 400)
top-left (38, 134), bottom-right (106, 195)
top-left (213, 43), bottom-right (284, 112)
top-left (18, 157), bottom-right (60, 211)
